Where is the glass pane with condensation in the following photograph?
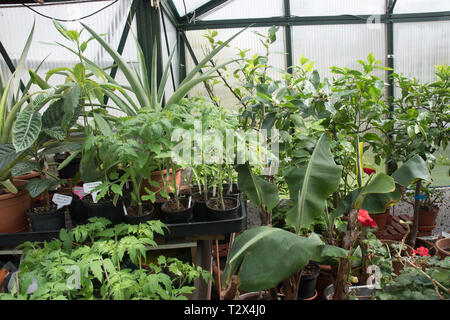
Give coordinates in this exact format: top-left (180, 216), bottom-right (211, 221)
top-left (199, 0), bottom-right (284, 21)
top-left (394, 0), bottom-right (450, 13)
top-left (291, 0), bottom-right (385, 17)
top-left (0, 1), bottom-right (138, 117)
top-left (292, 24), bottom-right (387, 81)
top-left (185, 27), bottom-right (286, 110)
top-left (172, 0), bottom-right (210, 16)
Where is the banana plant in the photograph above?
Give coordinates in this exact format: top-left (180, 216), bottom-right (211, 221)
top-left (80, 22), bottom-right (248, 113)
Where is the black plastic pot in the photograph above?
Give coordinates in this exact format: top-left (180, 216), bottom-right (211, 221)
top-left (192, 192), bottom-right (213, 222)
top-left (54, 153), bottom-right (81, 179)
top-left (123, 204), bottom-right (156, 225)
top-left (26, 206), bottom-right (66, 232)
top-left (68, 197), bottom-right (89, 226)
top-left (206, 196), bottom-right (240, 221)
top-left (221, 183), bottom-right (240, 198)
top-left (161, 198), bottom-right (193, 224)
top-left (82, 195), bottom-right (130, 225)
top-left (298, 262), bottom-right (320, 299)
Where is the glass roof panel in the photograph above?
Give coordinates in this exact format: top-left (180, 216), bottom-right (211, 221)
top-left (393, 0), bottom-right (450, 14)
top-left (199, 0), bottom-right (284, 20)
top-left (171, 0), bottom-right (211, 16)
top-left (291, 0), bottom-right (385, 17)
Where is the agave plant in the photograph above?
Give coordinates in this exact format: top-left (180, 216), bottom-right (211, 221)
top-left (80, 22), bottom-right (247, 113)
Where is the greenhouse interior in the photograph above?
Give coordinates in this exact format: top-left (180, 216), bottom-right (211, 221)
top-left (0, 0), bottom-right (448, 302)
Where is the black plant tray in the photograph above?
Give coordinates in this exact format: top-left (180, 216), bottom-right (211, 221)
top-left (0, 195), bottom-right (247, 248)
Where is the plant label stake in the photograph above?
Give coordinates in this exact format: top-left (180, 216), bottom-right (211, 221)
top-left (73, 186), bottom-right (88, 200)
top-left (212, 186), bottom-right (216, 197)
top-left (188, 195), bottom-right (192, 208)
top-left (122, 201), bottom-right (128, 216)
top-left (83, 181), bottom-right (102, 203)
top-left (52, 193), bottom-right (73, 209)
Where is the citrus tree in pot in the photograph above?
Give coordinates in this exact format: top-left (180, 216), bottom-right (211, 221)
top-left (386, 65), bottom-right (449, 245)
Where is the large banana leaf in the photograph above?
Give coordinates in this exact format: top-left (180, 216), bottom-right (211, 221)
top-left (236, 162), bottom-right (279, 212)
top-left (391, 154), bottom-right (432, 187)
top-left (333, 154), bottom-right (432, 216)
top-left (284, 133), bottom-right (343, 233)
top-left (222, 226), bottom-right (347, 292)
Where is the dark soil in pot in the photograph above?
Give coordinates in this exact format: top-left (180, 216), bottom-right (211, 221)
top-left (124, 204), bottom-right (156, 225)
top-left (81, 194), bottom-right (130, 225)
top-left (161, 198), bottom-right (193, 224)
top-left (206, 197), bottom-right (240, 221)
top-left (26, 204), bottom-right (66, 231)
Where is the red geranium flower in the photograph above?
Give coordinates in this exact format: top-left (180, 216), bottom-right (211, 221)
top-left (357, 209), bottom-right (377, 228)
top-left (413, 246), bottom-right (430, 257)
top-left (363, 168), bottom-right (376, 175)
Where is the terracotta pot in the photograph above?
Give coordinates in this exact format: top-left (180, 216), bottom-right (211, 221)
top-left (13, 171), bottom-right (40, 181)
top-left (316, 264), bottom-right (334, 300)
top-left (370, 211), bottom-right (389, 231)
top-left (435, 238), bottom-right (450, 259)
top-left (381, 239), bottom-right (414, 275)
top-left (418, 222), bottom-right (437, 232)
top-left (418, 206), bottom-right (439, 229)
top-left (0, 179), bottom-right (31, 233)
top-left (141, 168), bottom-right (182, 195)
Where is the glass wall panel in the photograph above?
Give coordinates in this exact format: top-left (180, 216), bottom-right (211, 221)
top-left (291, 23), bottom-right (387, 81)
top-left (394, 21), bottom-right (450, 83)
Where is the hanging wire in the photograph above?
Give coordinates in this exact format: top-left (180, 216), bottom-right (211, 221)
top-left (20, 0), bottom-right (119, 22)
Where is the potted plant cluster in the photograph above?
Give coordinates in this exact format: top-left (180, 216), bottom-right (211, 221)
top-left (194, 28), bottom-right (447, 300)
top-left (0, 19), bottom-right (448, 302)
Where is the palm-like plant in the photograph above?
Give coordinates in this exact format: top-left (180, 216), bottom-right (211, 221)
top-left (80, 22), bottom-right (247, 113)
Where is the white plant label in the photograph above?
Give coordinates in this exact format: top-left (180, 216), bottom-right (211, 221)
top-left (83, 181), bottom-right (102, 203)
top-left (366, 265), bottom-right (381, 289)
top-left (52, 193), bottom-right (73, 209)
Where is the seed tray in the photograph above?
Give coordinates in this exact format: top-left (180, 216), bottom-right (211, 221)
top-left (0, 194), bottom-right (247, 248)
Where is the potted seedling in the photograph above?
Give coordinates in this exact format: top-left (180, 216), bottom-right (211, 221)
top-left (190, 165), bottom-right (216, 221)
top-left (206, 162), bottom-right (240, 221)
top-left (90, 113), bottom-right (160, 225)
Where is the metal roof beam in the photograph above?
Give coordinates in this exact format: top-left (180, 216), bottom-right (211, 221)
top-left (180, 11), bottom-right (450, 30)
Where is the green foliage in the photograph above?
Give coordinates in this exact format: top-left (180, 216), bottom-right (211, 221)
top-left (374, 257), bottom-right (450, 300)
top-left (0, 218), bottom-right (211, 300)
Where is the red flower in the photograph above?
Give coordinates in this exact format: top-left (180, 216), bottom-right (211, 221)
top-left (413, 246), bottom-right (430, 257)
top-left (357, 209), bottom-right (377, 228)
top-left (363, 168), bottom-right (376, 175)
